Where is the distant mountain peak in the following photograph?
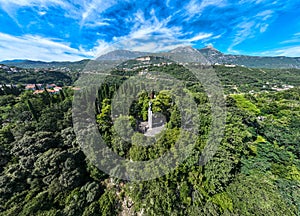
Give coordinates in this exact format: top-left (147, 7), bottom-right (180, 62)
top-left (169, 46), bottom-right (199, 54)
top-left (200, 45), bottom-right (221, 53)
top-left (205, 45), bottom-right (217, 50)
top-left (164, 46), bottom-right (210, 64)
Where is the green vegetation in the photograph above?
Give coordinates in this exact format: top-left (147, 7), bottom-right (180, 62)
top-left (214, 65), bottom-right (300, 93)
top-left (231, 94), bottom-right (260, 115)
top-left (0, 62), bottom-right (299, 215)
top-left (0, 66), bottom-right (77, 86)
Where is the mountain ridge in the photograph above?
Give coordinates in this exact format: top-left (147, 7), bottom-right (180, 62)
top-left (1, 46), bottom-right (300, 69)
top-left (95, 50), bottom-right (152, 61)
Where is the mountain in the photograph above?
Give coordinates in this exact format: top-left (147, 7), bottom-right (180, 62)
top-left (91, 46), bottom-right (300, 69)
top-left (96, 50), bottom-right (151, 61)
top-left (0, 59), bottom-right (90, 69)
top-left (1, 60), bottom-right (51, 66)
top-left (198, 46), bottom-right (300, 68)
top-left (2, 46), bottom-right (300, 69)
top-left (0, 59), bottom-right (29, 64)
top-left (160, 46), bottom-right (210, 64)
top-left (198, 45), bottom-right (223, 56)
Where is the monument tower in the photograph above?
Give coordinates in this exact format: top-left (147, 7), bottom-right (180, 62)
top-left (148, 101), bottom-right (153, 130)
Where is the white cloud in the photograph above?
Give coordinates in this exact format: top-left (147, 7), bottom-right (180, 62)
top-left (185, 0), bottom-right (226, 18)
top-left (0, 26), bottom-right (213, 61)
top-left (90, 11), bottom-right (214, 57)
top-left (280, 32), bottom-right (300, 44)
top-left (0, 0), bottom-right (71, 27)
top-left (256, 10), bottom-right (274, 21)
top-left (212, 34), bottom-right (222, 39)
top-left (260, 46), bottom-right (300, 57)
top-left (166, 0), bottom-right (171, 7)
top-left (187, 33), bottom-right (213, 42)
top-left (256, 10), bottom-right (273, 17)
top-left (0, 0), bottom-right (65, 7)
top-left (0, 0), bottom-right (68, 16)
top-left (78, 0), bottom-right (117, 28)
top-left (87, 40), bottom-right (114, 57)
top-left (84, 21), bottom-right (110, 28)
top-left (228, 21), bottom-right (255, 53)
top-left (81, 1), bottom-right (100, 23)
top-left (239, 0), bottom-right (264, 4)
top-left (259, 24), bottom-right (269, 33)
top-left (0, 0), bottom-right (116, 28)
top-left (0, 5), bottom-right (215, 61)
top-left (228, 8), bottom-right (275, 53)
top-left (0, 33), bottom-right (92, 61)
top-left (280, 39), bottom-right (300, 44)
top-left (38, 11), bottom-right (47, 16)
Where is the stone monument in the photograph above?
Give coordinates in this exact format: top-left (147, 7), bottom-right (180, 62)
top-left (148, 101), bottom-right (153, 130)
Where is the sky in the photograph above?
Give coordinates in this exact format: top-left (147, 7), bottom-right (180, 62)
top-left (0, 0), bottom-right (300, 61)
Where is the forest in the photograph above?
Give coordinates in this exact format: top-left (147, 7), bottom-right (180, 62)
top-left (0, 62), bottom-right (299, 215)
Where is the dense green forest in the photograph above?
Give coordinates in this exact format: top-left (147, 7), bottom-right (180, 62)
top-left (0, 66), bottom-right (78, 86)
top-left (0, 62), bottom-right (299, 215)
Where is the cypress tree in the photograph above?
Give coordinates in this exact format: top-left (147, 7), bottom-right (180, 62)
top-left (27, 99), bottom-right (39, 122)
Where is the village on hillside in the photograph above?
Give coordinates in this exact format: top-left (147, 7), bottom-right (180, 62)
top-left (25, 84), bottom-right (62, 94)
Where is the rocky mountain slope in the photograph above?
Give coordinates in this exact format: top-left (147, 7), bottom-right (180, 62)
top-left (198, 46), bottom-right (300, 68)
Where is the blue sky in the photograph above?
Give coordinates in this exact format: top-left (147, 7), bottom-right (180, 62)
top-left (0, 0), bottom-right (300, 61)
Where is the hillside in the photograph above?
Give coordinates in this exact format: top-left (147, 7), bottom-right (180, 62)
top-left (0, 60), bottom-right (89, 70)
top-left (0, 50), bottom-right (299, 216)
top-left (2, 46), bottom-right (300, 69)
top-left (198, 46), bottom-right (300, 69)
top-left (0, 65), bottom-right (77, 86)
top-left (0, 67), bottom-right (299, 215)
